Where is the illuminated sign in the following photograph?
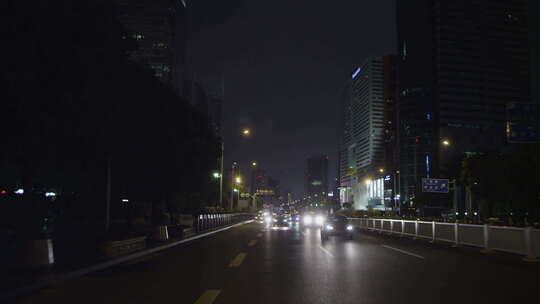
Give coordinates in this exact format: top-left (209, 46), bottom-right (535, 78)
top-left (421, 178), bottom-right (449, 193)
top-left (352, 67), bottom-right (361, 79)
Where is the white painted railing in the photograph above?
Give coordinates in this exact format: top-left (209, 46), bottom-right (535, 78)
top-left (348, 218), bottom-right (540, 261)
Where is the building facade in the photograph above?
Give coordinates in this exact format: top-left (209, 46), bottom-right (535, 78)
top-left (116, 0), bottom-right (177, 83)
top-left (305, 155), bottom-right (328, 201)
top-left (396, 0), bottom-right (531, 209)
top-left (339, 56), bottom-right (396, 210)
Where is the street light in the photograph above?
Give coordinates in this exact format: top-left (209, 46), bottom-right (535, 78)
top-left (251, 161), bottom-right (258, 167)
top-left (242, 128), bottom-right (251, 136)
top-left (442, 139), bottom-right (451, 146)
top-left (212, 172), bottom-right (221, 179)
top-left (235, 176), bottom-right (242, 184)
top-left (378, 168), bottom-right (384, 173)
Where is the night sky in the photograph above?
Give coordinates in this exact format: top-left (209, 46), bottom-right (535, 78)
top-left (188, 0), bottom-right (396, 198)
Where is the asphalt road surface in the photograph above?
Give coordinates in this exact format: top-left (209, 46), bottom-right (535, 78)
top-left (13, 222), bottom-right (539, 304)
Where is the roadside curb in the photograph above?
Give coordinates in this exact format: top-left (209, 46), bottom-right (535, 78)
top-left (0, 220), bottom-right (253, 301)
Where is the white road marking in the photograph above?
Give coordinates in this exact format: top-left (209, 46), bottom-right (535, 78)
top-left (318, 245), bottom-right (335, 258)
top-left (382, 245), bottom-right (425, 259)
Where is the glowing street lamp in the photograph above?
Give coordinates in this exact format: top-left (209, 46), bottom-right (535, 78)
top-left (378, 168), bottom-right (384, 173)
top-left (251, 161), bottom-right (258, 167)
top-left (365, 179), bottom-right (371, 185)
top-left (442, 139), bottom-right (451, 146)
top-left (233, 188), bottom-right (239, 193)
top-left (212, 172), bottom-right (221, 179)
top-left (242, 128), bottom-right (251, 136)
top-left (235, 176), bottom-right (242, 184)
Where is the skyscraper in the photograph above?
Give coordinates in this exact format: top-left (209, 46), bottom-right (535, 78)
top-left (305, 155), bottom-right (328, 200)
top-left (116, 0), bottom-right (177, 83)
top-left (339, 56), bottom-right (396, 210)
top-left (396, 0), bottom-right (531, 207)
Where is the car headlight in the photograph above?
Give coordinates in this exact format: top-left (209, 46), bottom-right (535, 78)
top-left (326, 224), bottom-right (334, 230)
top-left (273, 218), bottom-right (278, 222)
top-left (263, 212), bottom-right (269, 216)
top-left (315, 215), bottom-right (325, 225)
top-left (303, 215), bottom-right (313, 225)
top-left (264, 216), bottom-right (272, 223)
top-left (346, 225), bottom-right (353, 231)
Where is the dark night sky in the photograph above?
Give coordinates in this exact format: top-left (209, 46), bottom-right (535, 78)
top-left (187, 0), bottom-right (396, 198)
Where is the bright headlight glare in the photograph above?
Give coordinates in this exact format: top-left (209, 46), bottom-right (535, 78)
top-left (273, 218), bottom-right (278, 222)
top-left (326, 224), bottom-right (334, 230)
top-left (347, 225), bottom-right (353, 231)
top-left (315, 215), bottom-right (325, 225)
top-left (264, 216), bottom-right (272, 223)
top-left (303, 215), bottom-right (313, 224)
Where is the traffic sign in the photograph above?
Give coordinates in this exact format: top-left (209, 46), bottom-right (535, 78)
top-left (422, 178), bottom-right (450, 193)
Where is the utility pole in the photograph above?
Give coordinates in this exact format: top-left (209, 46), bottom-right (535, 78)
top-left (219, 142), bottom-right (224, 208)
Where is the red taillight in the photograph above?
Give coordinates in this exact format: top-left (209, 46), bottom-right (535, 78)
top-left (0, 189), bottom-right (7, 195)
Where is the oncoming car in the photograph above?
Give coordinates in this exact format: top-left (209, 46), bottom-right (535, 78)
top-left (320, 214), bottom-right (354, 240)
top-left (302, 212), bottom-right (326, 227)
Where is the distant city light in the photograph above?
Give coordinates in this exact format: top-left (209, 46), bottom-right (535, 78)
top-left (242, 128), bottom-right (251, 136)
top-left (352, 67), bottom-right (362, 79)
top-left (45, 192), bottom-right (56, 197)
top-left (442, 139), bottom-right (451, 146)
top-left (212, 172), bottom-right (221, 179)
top-left (122, 199), bottom-right (129, 202)
top-left (235, 176), bottom-right (242, 184)
top-left (15, 189), bottom-right (24, 195)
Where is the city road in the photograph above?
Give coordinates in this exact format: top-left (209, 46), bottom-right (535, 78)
top-left (14, 222), bottom-right (540, 304)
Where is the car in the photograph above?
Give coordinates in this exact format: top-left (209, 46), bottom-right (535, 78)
top-left (301, 211), bottom-right (326, 227)
top-left (320, 214), bottom-right (354, 241)
top-left (271, 213), bottom-right (291, 228)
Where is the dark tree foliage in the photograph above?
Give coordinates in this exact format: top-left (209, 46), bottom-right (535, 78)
top-left (1, 0), bottom-right (220, 236)
top-left (461, 146), bottom-right (540, 218)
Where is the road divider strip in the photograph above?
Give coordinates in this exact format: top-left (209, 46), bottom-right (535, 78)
top-left (194, 289), bottom-right (221, 304)
top-left (229, 253), bottom-right (247, 267)
top-left (382, 245), bottom-right (425, 259)
top-left (1, 220), bottom-right (254, 301)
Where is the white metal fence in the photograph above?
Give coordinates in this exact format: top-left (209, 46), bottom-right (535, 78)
top-left (349, 218), bottom-right (540, 261)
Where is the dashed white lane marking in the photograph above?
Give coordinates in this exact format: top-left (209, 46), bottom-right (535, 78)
top-left (382, 245), bottom-right (425, 259)
top-left (248, 240), bottom-right (257, 247)
top-left (318, 245), bottom-right (335, 258)
top-left (194, 289), bottom-right (221, 304)
top-left (229, 252), bottom-right (247, 267)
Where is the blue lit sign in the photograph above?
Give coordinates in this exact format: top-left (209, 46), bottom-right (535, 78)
top-left (421, 178), bottom-right (449, 193)
top-left (352, 67), bottom-right (361, 79)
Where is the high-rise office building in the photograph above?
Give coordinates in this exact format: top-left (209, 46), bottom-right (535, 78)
top-left (305, 155), bottom-right (328, 200)
top-left (396, 0), bottom-right (531, 207)
top-left (339, 56), bottom-right (396, 210)
top-left (116, 0), bottom-right (177, 83)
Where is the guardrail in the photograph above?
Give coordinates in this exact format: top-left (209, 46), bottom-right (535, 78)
top-left (193, 213), bottom-right (253, 233)
top-left (349, 218), bottom-right (540, 261)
